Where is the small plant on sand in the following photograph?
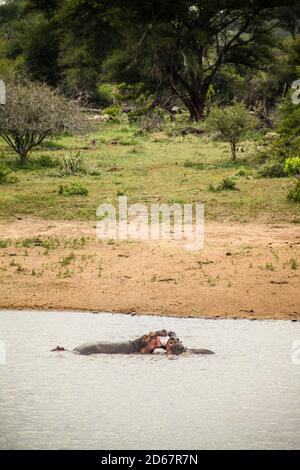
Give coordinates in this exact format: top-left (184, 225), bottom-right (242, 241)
top-left (0, 239), bottom-right (9, 248)
top-left (58, 182), bottom-right (88, 196)
top-left (207, 103), bottom-right (258, 161)
top-left (265, 262), bottom-right (274, 271)
top-left (289, 258), bottom-right (298, 270)
top-left (59, 252), bottom-right (75, 267)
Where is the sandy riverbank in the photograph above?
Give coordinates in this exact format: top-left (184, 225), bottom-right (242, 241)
top-left (0, 218), bottom-right (299, 320)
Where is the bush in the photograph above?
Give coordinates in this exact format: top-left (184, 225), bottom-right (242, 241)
top-left (258, 160), bottom-right (285, 178)
top-left (97, 83), bottom-right (117, 107)
top-left (284, 157), bottom-right (300, 177)
top-left (35, 155), bottom-right (60, 168)
top-left (139, 112), bottom-right (164, 133)
top-left (287, 180), bottom-right (300, 202)
top-left (0, 164), bottom-right (18, 184)
top-left (0, 77), bottom-right (90, 164)
top-left (207, 103), bottom-right (258, 161)
top-left (58, 182), bottom-right (88, 196)
top-left (102, 104), bottom-right (122, 117)
top-left (60, 152), bottom-right (84, 176)
top-left (183, 161), bottom-right (204, 170)
top-left (283, 157), bottom-right (300, 203)
top-left (209, 177), bottom-right (239, 192)
top-left (277, 102), bottom-right (300, 140)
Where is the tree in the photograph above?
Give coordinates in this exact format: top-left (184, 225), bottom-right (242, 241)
top-left (0, 77), bottom-right (89, 164)
top-left (207, 103), bottom-right (258, 160)
top-left (26, 0), bottom-right (120, 98)
top-left (109, 0), bottom-right (285, 120)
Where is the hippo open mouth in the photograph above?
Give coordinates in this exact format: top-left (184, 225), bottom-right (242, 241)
top-left (165, 331), bottom-right (185, 355)
top-left (139, 329), bottom-right (169, 353)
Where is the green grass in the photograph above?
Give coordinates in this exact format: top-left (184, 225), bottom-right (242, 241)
top-left (0, 121), bottom-right (298, 223)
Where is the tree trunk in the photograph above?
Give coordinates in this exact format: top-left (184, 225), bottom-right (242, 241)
top-left (230, 142), bottom-right (237, 161)
top-left (187, 93), bottom-right (206, 122)
top-left (19, 148), bottom-right (29, 166)
top-left (169, 76), bottom-right (208, 122)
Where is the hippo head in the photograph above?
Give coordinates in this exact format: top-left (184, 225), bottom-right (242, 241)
top-left (165, 333), bottom-right (185, 356)
top-left (137, 329), bottom-right (168, 354)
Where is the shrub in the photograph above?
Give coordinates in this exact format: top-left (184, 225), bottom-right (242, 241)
top-left (183, 161), bottom-right (204, 170)
top-left (139, 112), bottom-right (164, 133)
top-left (287, 180), bottom-right (300, 202)
top-left (0, 77), bottom-right (90, 164)
top-left (285, 157), bottom-right (300, 203)
top-left (58, 182), bottom-right (88, 196)
top-left (97, 83), bottom-right (117, 107)
top-left (258, 160), bottom-right (285, 178)
top-left (209, 177), bottom-right (239, 192)
top-left (0, 164), bottom-right (18, 184)
top-left (60, 152), bottom-right (84, 176)
top-left (207, 103), bottom-right (258, 161)
top-left (284, 157), bottom-right (300, 177)
top-left (102, 105), bottom-right (122, 117)
top-left (35, 154), bottom-right (60, 168)
top-left (0, 239), bottom-right (9, 248)
top-left (277, 102), bottom-right (300, 141)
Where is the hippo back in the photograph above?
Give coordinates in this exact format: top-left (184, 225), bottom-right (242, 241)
top-left (74, 341), bottom-right (134, 355)
top-left (187, 348), bottom-right (215, 355)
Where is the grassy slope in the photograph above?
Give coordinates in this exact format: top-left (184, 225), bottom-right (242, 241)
top-left (0, 121), bottom-right (299, 223)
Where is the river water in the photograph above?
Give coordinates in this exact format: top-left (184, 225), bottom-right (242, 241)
top-left (0, 310), bottom-right (299, 450)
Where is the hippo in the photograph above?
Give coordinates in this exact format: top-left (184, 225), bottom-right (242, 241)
top-left (51, 329), bottom-right (168, 355)
top-left (165, 332), bottom-right (214, 356)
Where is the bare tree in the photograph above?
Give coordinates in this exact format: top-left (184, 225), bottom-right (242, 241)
top-left (0, 77), bottom-right (90, 164)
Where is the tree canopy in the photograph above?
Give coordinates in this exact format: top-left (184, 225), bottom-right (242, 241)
top-left (0, 1), bottom-right (299, 118)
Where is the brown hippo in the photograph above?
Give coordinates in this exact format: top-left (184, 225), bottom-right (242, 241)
top-left (51, 329), bottom-right (168, 355)
top-left (165, 332), bottom-right (214, 356)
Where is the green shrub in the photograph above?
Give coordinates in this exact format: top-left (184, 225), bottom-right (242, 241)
top-left (258, 160), bottom-right (285, 178)
top-left (102, 105), bottom-right (122, 117)
top-left (277, 102), bottom-right (300, 140)
top-left (235, 167), bottom-right (250, 177)
top-left (284, 157), bottom-right (300, 176)
top-left (287, 180), bottom-right (300, 202)
top-left (97, 83), bottom-right (117, 107)
top-left (209, 177), bottom-right (239, 192)
top-left (0, 165), bottom-right (18, 184)
top-left (183, 161), bottom-right (204, 170)
top-left (58, 182), bottom-right (88, 196)
top-left (0, 239), bottom-right (9, 248)
top-left (35, 155), bottom-right (60, 168)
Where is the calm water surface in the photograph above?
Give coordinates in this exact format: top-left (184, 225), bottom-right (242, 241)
top-left (0, 310), bottom-right (299, 450)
